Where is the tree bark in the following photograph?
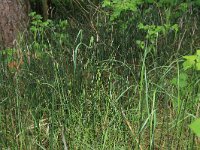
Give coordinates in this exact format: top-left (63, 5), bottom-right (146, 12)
top-left (42, 0), bottom-right (49, 21)
top-left (0, 0), bottom-right (30, 50)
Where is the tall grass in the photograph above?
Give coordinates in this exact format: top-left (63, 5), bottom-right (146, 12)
top-left (0, 4), bottom-right (200, 150)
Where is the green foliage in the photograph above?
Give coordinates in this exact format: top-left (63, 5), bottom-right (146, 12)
top-left (171, 72), bottom-right (188, 88)
top-left (0, 49), bottom-right (17, 72)
top-left (182, 50), bottom-right (200, 138)
top-left (28, 12), bottom-right (70, 61)
top-left (189, 118), bottom-right (200, 137)
top-left (29, 12), bottom-right (52, 36)
top-left (0, 48), bottom-right (14, 63)
top-left (138, 23), bottom-right (178, 42)
top-left (102, 0), bottom-right (199, 21)
top-left (103, 0), bottom-right (143, 21)
top-left (183, 50), bottom-right (200, 71)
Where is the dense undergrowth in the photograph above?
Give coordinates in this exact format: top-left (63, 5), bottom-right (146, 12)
top-left (0, 1), bottom-right (200, 149)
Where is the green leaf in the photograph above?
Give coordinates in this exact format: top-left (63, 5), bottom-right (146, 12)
top-left (179, 80), bottom-right (188, 88)
top-left (102, 0), bottom-right (111, 7)
top-left (189, 118), bottom-right (200, 137)
top-left (196, 50), bottom-right (200, 63)
top-left (42, 21), bottom-right (50, 27)
top-left (183, 55), bottom-right (196, 61)
top-left (179, 72), bottom-right (188, 81)
top-left (171, 24), bottom-right (179, 32)
top-left (29, 12), bottom-right (36, 17)
top-left (196, 50), bottom-right (200, 56)
top-left (171, 73), bottom-right (188, 88)
top-left (138, 23), bottom-right (144, 29)
top-left (6, 48), bottom-right (14, 56)
top-left (183, 60), bottom-right (195, 70)
top-left (30, 26), bottom-right (37, 32)
top-left (179, 3), bottom-right (188, 12)
top-left (182, 50), bottom-right (200, 71)
top-left (110, 10), bottom-right (121, 21)
top-left (136, 40), bottom-right (145, 49)
top-left (196, 62), bottom-right (200, 70)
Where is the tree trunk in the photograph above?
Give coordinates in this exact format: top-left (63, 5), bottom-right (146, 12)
top-left (0, 0), bottom-right (30, 50)
top-left (42, 0), bottom-right (49, 21)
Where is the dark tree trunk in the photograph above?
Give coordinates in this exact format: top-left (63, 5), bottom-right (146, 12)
top-left (42, 0), bottom-right (49, 21)
top-left (0, 0), bottom-right (30, 50)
